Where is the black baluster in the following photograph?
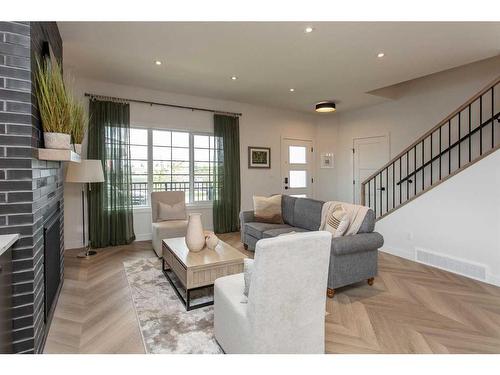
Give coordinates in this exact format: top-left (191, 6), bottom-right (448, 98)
top-left (480, 95), bottom-right (483, 155)
top-left (422, 140), bottom-right (425, 191)
top-left (448, 120), bottom-right (451, 174)
top-left (379, 172), bottom-right (383, 214)
top-left (492, 87), bottom-right (495, 148)
top-left (368, 179), bottom-right (371, 208)
top-left (386, 167), bottom-right (389, 214)
top-left (374, 175), bottom-right (377, 217)
top-left (414, 146), bottom-right (416, 196)
top-left (392, 162), bottom-right (395, 210)
top-left (406, 152), bottom-right (409, 201)
top-left (399, 158), bottom-right (402, 205)
top-left (439, 126), bottom-right (442, 180)
top-left (430, 131), bottom-right (433, 185)
top-left (458, 112), bottom-right (461, 168)
top-left (468, 104), bottom-right (472, 162)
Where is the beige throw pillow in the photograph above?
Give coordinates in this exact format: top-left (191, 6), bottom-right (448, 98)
top-left (253, 195), bottom-right (282, 224)
top-left (158, 201), bottom-right (186, 221)
top-left (326, 204), bottom-right (349, 237)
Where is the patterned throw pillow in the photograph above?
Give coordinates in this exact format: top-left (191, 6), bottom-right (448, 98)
top-left (243, 258), bottom-right (254, 299)
top-left (253, 195), bottom-right (283, 224)
top-left (326, 204), bottom-right (349, 237)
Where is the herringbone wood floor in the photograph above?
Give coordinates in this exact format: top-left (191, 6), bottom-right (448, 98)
top-left (44, 233), bottom-right (500, 354)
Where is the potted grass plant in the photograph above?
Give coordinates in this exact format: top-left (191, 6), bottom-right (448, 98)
top-left (70, 99), bottom-right (87, 155)
top-left (35, 58), bottom-right (72, 149)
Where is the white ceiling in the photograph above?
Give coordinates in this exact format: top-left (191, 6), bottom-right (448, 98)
top-left (58, 22), bottom-right (500, 113)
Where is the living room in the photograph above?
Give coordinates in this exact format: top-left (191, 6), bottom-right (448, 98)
top-left (1, 0), bottom-right (500, 373)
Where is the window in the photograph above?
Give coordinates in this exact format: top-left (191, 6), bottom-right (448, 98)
top-left (193, 134), bottom-right (216, 202)
top-left (129, 128), bottom-right (149, 206)
top-left (130, 128), bottom-right (216, 206)
top-left (153, 130), bottom-right (190, 200)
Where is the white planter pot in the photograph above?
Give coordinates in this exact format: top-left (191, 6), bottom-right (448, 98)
top-left (44, 132), bottom-right (71, 150)
top-left (185, 213), bottom-right (205, 252)
top-left (72, 144), bottom-right (82, 154)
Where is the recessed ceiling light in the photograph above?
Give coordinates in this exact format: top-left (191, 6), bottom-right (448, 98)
top-left (155, 60), bottom-right (162, 65)
top-left (289, 88), bottom-right (295, 92)
top-left (305, 27), bottom-right (314, 33)
top-left (377, 52), bottom-right (385, 58)
top-left (315, 101), bottom-right (336, 113)
top-left (231, 76), bottom-right (238, 80)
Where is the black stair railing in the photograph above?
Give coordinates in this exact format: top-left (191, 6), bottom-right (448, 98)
top-left (361, 76), bottom-right (500, 219)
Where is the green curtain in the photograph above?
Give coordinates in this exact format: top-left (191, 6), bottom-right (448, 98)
top-left (87, 100), bottom-right (135, 248)
top-left (213, 114), bottom-right (241, 233)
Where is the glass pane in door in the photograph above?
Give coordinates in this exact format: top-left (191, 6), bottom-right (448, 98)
top-left (289, 170), bottom-right (307, 188)
top-left (289, 146), bottom-right (307, 164)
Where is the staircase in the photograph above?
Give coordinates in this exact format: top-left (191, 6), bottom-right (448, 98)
top-left (361, 76), bottom-right (500, 219)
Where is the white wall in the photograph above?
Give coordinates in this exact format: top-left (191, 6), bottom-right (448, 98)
top-left (376, 149), bottom-right (500, 286)
top-left (64, 77), bottom-right (317, 248)
top-left (316, 55), bottom-right (500, 203)
top-left (314, 116), bottom-right (339, 201)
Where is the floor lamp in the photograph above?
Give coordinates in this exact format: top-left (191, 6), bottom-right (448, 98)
top-left (65, 160), bottom-right (105, 258)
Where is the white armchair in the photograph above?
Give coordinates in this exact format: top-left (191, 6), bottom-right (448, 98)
top-left (151, 191), bottom-right (188, 257)
top-left (214, 231), bottom-right (332, 353)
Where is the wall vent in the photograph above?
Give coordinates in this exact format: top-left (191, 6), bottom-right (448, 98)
top-left (415, 247), bottom-right (487, 281)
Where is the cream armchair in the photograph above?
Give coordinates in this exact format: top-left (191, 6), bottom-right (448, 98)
top-left (214, 231), bottom-right (332, 353)
top-left (151, 191), bottom-right (188, 257)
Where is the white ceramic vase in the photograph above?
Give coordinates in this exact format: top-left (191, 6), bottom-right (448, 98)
top-left (185, 213), bottom-right (205, 252)
top-left (44, 132), bottom-right (71, 150)
top-left (73, 143), bottom-right (82, 154)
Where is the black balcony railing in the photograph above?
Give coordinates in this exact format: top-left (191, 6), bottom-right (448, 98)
top-left (361, 77), bottom-right (500, 219)
top-left (131, 181), bottom-right (214, 206)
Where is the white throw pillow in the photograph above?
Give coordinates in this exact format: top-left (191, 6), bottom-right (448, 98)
top-left (326, 204), bottom-right (350, 237)
top-left (158, 201), bottom-right (186, 221)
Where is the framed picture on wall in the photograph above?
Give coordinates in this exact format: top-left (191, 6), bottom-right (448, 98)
top-left (248, 146), bottom-right (271, 168)
top-left (321, 153), bottom-right (334, 168)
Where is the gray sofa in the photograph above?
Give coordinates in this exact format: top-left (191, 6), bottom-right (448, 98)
top-left (240, 195), bottom-right (384, 297)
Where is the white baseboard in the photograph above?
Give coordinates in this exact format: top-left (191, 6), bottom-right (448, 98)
top-left (65, 240), bottom-right (83, 250)
top-left (487, 273), bottom-right (500, 287)
top-left (135, 233), bottom-right (152, 241)
top-left (379, 245), bottom-right (415, 261)
top-left (66, 235), bottom-right (152, 249)
top-left (381, 245), bottom-right (500, 287)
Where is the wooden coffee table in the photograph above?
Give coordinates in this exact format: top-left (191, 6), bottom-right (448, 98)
top-left (162, 237), bottom-right (246, 311)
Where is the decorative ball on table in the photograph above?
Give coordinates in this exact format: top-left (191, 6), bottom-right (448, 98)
top-left (204, 231), bottom-right (220, 250)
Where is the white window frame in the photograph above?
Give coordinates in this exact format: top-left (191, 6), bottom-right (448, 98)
top-left (130, 126), bottom-right (215, 209)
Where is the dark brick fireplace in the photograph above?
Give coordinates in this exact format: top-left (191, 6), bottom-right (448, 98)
top-left (0, 21), bottom-right (64, 353)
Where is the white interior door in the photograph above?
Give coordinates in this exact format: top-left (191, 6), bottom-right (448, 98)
top-left (281, 138), bottom-right (313, 197)
top-left (353, 135), bottom-right (390, 204)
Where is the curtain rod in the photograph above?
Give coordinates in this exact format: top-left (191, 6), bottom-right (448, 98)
top-left (84, 93), bottom-right (242, 117)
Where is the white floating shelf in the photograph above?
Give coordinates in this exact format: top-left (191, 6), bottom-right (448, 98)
top-left (36, 148), bottom-right (81, 163)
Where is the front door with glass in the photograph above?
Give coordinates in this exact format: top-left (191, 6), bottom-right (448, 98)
top-left (281, 138), bottom-right (313, 197)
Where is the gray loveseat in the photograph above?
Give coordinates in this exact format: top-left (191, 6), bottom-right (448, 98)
top-left (240, 195), bottom-right (384, 297)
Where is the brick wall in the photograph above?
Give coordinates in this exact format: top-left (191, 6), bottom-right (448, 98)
top-left (0, 21), bottom-right (64, 354)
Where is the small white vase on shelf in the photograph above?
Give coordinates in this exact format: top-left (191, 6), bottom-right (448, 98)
top-left (185, 213), bottom-right (205, 252)
top-left (44, 132), bottom-right (71, 150)
top-left (73, 143), bottom-right (82, 154)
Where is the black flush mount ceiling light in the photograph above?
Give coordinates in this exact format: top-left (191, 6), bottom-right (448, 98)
top-left (315, 101), bottom-right (336, 113)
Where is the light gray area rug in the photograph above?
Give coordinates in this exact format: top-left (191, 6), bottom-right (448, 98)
top-left (123, 258), bottom-right (223, 354)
